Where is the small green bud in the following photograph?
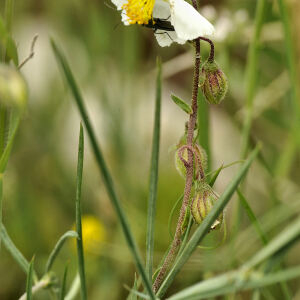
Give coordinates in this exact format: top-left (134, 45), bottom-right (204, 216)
top-left (191, 183), bottom-right (223, 230)
top-left (175, 139), bottom-right (207, 180)
top-left (0, 64), bottom-right (28, 111)
top-left (201, 60), bottom-right (228, 105)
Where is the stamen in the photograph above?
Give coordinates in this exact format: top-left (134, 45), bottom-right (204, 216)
top-left (122, 0), bottom-right (156, 25)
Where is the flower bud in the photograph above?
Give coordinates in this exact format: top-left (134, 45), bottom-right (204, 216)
top-left (175, 142), bottom-right (207, 180)
top-left (0, 64), bottom-right (28, 111)
top-left (191, 183), bottom-right (223, 230)
top-left (201, 60), bottom-right (228, 105)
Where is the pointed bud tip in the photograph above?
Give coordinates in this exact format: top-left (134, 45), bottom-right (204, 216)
top-left (201, 60), bottom-right (228, 105)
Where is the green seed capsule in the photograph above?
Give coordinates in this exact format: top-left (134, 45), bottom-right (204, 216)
top-left (191, 183), bottom-right (223, 230)
top-left (201, 60), bottom-right (228, 105)
top-left (174, 142), bottom-right (207, 180)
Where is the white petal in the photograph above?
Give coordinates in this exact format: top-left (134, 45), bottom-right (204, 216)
top-left (153, 0), bottom-right (171, 19)
top-left (155, 30), bottom-right (185, 47)
top-left (170, 0), bottom-right (215, 41)
top-left (111, 0), bottom-right (127, 10)
top-left (121, 10), bottom-right (130, 25)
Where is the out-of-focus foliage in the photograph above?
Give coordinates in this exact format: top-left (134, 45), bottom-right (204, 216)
top-left (1, 0), bottom-right (300, 299)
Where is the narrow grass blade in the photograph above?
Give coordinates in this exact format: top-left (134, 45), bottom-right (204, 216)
top-left (0, 15), bottom-right (18, 65)
top-left (25, 257), bottom-right (34, 300)
top-left (51, 39), bottom-right (155, 299)
top-left (0, 105), bottom-right (7, 156)
top-left (65, 273), bottom-right (80, 300)
top-left (0, 115), bottom-right (20, 173)
top-left (237, 189), bottom-right (291, 299)
top-left (167, 266), bottom-right (300, 300)
top-left (75, 124), bottom-right (87, 300)
top-left (124, 285), bottom-right (150, 300)
top-left (146, 57), bottom-right (162, 280)
top-left (156, 146), bottom-right (260, 297)
top-left (5, 0), bottom-right (14, 33)
top-left (0, 223), bottom-right (37, 281)
top-left (0, 176), bottom-right (2, 249)
top-left (244, 216), bottom-right (300, 270)
top-left (277, 0), bottom-right (300, 147)
top-left (240, 0), bottom-right (268, 158)
top-left (197, 91), bottom-right (210, 171)
top-left (60, 264), bottom-right (69, 300)
top-left (127, 273), bottom-right (138, 300)
top-left (237, 188), bottom-right (268, 245)
top-left (45, 230), bottom-right (78, 273)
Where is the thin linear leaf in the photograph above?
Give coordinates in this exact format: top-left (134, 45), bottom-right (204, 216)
top-left (0, 223), bottom-right (37, 281)
top-left (75, 124), bottom-right (87, 300)
top-left (60, 264), bottom-right (69, 300)
top-left (237, 189), bottom-right (291, 299)
top-left (0, 15), bottom-right (18, 66)
top-left (243, 216), bottom-right (300, 270)
top-left (127, 273), bottom-right (138, 300)
top-left (156, 145), bottom-right (260, 297)
top-left (124, 285), bottom-right (150, 300)
top-left (146, 57), bottom-right (162, 280)
top-left (240, 0), bottom-right (268, 158)
top-left (171, 95), bottom-right (192, 114)
top-left (277, 0), bottom-right (300, 147)
top-left (0, 115), bottom-right (20, 173)
top-left (237, 188), bottom-right (268, 245)
top-left (45, 230), bottom-right (78, 273)
top-left (65, 273), bottom-right (80, 300)
top-left (25, 257), bottom-right (34, 300)
top-left (5, 0), bottom-right (14, 33)
top-left (208, 164), bottom-right (223, 187)
top-left (51, 39), bottom-right (155, 299)
top-left (167, 266), bottom-right (300, 300)
top-left (0, 176), bottom-right (2, 249)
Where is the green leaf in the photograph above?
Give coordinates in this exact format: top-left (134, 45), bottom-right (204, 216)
top-left (237, 188), bottom-right (268, 245)
top-left (0, 114), bottom-right (21, 173)
top-left (240, 0), bottom-right (269, 158)
top-left (0, 16), bottom-right (19, 66)
top-left (45, 230), bottom-right (78, 273)
top-left (243, 216), bottom-right (300, 270)
top-left (208, 164), bottom-right (223, 187)
top-left (75, 124), bottom-right (87, 300)
top-left (277, 0), bottom-right (300, 148)
top-left (60, 264), bottom-right (69, 300)
top-left (51, 39), bottom-right (155, 299)
top-left (0, 223), bottom-right (37, 281)
top-left (171, 95), bottom-right (192, 114)
top-left (146, 57), bottom-right (162, 280)
top-left (156, 145), bottom-right (260, 297)
top-left (26, 257), bottom-right (34, 300)
top-left (167, 266), bottom-right (300, 300)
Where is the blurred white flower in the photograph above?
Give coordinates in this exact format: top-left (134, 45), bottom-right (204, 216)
top-left (111, 0), bottom-right (215, 47)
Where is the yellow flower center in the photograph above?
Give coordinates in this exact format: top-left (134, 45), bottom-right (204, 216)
top-left (122, 0), bottom-right (156, 25)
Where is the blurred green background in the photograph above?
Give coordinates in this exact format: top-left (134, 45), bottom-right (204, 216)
top-left (1, 0), bottom-right (300, 299)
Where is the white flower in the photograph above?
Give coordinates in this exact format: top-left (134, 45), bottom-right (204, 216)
top-left (111, 0), bottom-right (215, 47)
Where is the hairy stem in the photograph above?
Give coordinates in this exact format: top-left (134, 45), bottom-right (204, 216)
top-left (152, 33), bottom-right (201, 295)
